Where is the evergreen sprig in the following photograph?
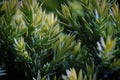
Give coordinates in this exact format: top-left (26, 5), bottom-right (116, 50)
top-left (0, 0), bottom-right (120, 80)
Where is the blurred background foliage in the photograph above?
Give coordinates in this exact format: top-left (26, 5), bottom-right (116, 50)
top-left (37, 0), bottom-right (67, 12)
top-left (37, 0), bottom-right (120, 12)
top-left (0, 0), bottom-right (120, 80)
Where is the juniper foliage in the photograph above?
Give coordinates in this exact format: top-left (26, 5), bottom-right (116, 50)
top-left (0, 0), bottom-right (120, 80)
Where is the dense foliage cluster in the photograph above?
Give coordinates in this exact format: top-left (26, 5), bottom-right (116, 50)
top-left (0, 0), bottom-right (120, 80)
